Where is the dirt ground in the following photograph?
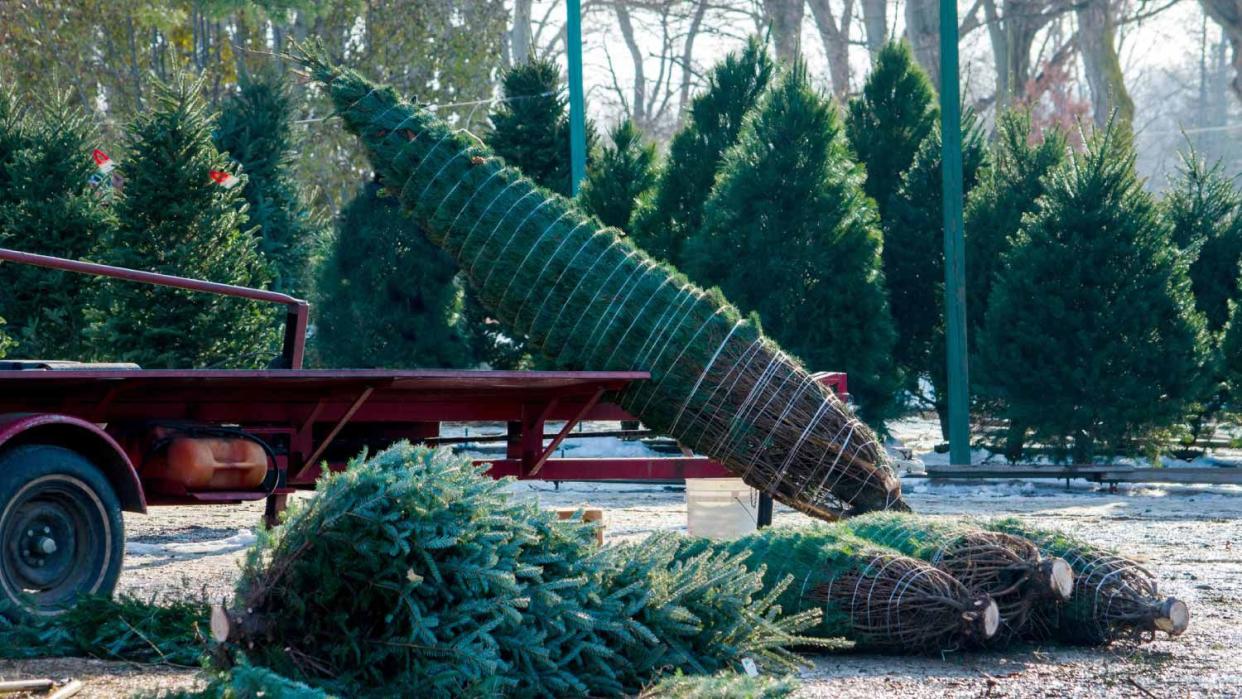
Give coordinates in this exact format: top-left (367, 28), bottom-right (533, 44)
top-left (1, 456), bottom-right (1239, 697)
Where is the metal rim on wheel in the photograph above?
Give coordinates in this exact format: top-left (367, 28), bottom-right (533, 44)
top-left (0, 474), bottom-right (114, 613)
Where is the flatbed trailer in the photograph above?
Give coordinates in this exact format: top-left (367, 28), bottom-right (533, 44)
top-left (0, 247), bottom-right (846, 614)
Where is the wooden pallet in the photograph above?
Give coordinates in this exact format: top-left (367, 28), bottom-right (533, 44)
top-left (919, 464), bottom-right (1242, 486)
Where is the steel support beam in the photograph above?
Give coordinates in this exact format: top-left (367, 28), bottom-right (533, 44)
top-left (566, 0), bottom-right (588, 194)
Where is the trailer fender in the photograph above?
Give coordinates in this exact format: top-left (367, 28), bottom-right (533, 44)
top-left (0, 414), bottom-right (146, 513)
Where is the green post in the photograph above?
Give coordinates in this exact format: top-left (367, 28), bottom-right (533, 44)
top-left (940, 0), bottom-right (971, 466)
top-left (566, 0), bottom-right (587, 195)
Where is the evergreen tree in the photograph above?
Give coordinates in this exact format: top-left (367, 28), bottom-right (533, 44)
top-left (631, 37), bottom-right (774, 264)
top-left (0, 85), bottom-right (28, 207)
top-left (1163, 155), bottom-right (1242, 443)
top-left (1164, 152), bottom-right (1242, 334)
top-left (0, 86), bottom-right (28, 360)
top-left (315, 180), bottom-right (473, 369)
top-left (577, 119), bottom-right (657, 231)
top-left (1221, 297), bottom-right (1242, 398)
top-left (0, 94), bottom-right (115, 360)
top-left (485, 57), bottom-right (595, 197)
top-left (962, 111), bottom-right (1068, 455)
top-left (461, 287), bottom-right (534, 369)
top-left (845, 41), bottom-right (938, 220)
top-left (214, 74), bottom-right (326, 295)
top-left (89, 76), bottom-right (278, 369)
top-left (884, 111), bottom-right (987, 430)
top-left (977, 124), bottom-right (1208, 461)
top-left (964, 111), bottom-right (1068, 348)
top-left (684, 63), bottom-right (901, 423)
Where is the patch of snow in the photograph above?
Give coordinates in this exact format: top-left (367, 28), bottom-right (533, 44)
top-left (127, 529), bottom-right (256, 557)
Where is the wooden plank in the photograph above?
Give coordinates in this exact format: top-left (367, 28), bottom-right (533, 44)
top-left (925, 465), bottom-right (1128, 478)
top-left (921, 465), bottom-right (1242, 485)
top-left (1092, 468), bottom-right (1242, 485)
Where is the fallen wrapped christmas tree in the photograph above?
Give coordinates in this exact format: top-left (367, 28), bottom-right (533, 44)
top-left (840, 512), bottom-right (1073, 641)
top-left (213, 444), bottom-right (817, 697)
top-left (987, 518), bottom-right (1190, 644)
top-left (679, 526), bottom-right (1000, 652)
top-left (292, 47), bottom-right (905, 519)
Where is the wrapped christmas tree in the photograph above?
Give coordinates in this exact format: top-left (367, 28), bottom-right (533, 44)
top-left (681, 526), bottom-right (999, 652)
top-left (293, 48), bottom-right (904, 519)
top-left (987, 518), bottom-right (1189, 644)
top-left (841, 513), bottom-right (1073, 641)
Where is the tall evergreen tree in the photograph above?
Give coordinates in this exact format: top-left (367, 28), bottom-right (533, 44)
top-left (1163, 154), bottom-right (1242, 443)
top-left (214, 74), bottom-right (326, 295)
top-left (631, 37), bottom-right (774, 264)
top-left (977, 124), bottom-right (1208, 461)
top-left (684, 63), bottom-right (901, 423)
top-left (89, 76), bottom-right (278, 369)
top-left (962, 111), bottom-right (1068, 456)
top-left (964, 111), bottom-right (1068, 350)
top-left (0, 86), bottom-right (28, 208)
top-left (845, 41), bottom-right (938, 220)
top-left (884, 111), bottom-right (987, 429)
top-left (0, 95), bottom-right (115, 360)
top-left (486, 57), bottom-right (595, 197)
top-left (315, 180), bottom-right (473, 369)
top-left (0, 86), bottom-right (28, 360)
top-left (1164, 152), bottom-right (1242, 334)
top-left (577, 119), bottom-right (657, 231)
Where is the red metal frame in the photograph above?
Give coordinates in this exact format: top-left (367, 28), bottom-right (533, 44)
top-left (0, 248), bottom-right (308, 368)
top-left (0, 368), bottom-right (731, 503)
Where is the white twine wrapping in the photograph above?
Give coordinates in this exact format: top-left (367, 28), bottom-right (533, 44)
top-left (554, 249), bottom-right (645, 364)
top-left (467, 190), bottom-right (543, 277)
top-left (496, 211), bottom-right (576, 310)
top-left (478, 198), bottom-right (558, 293)
top-left (667, 320), bottom-right (745, 434)
top-left (513, 225), bottom-right (596, 329)
top-left (579, 260), bottom-right (660, 364)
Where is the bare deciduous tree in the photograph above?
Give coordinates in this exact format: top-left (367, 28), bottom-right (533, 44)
top-left (1201, 0), bottom-right (1242, 100)
top-left (807, 0), bottom-right (856, 97)
top-left (905, 0), bottom-right (941, 87)
top-left (1076, 0), bottom-right (1134, 126)
top-left (594, 0), bottom-right (763, 138)
top-left (763, 0), bottom-right (806, 61)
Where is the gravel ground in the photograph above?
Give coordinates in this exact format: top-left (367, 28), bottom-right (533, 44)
top-left (1, 446), bottom-right (1239, 697)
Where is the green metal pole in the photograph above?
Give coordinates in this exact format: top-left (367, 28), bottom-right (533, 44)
top-left (566, 0), bottom-right (587, 195)
top-left (940, 0), bottom-right (971, 466)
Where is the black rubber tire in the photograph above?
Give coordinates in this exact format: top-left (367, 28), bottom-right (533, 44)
top-left (0, 444), bottom-right (125, 617)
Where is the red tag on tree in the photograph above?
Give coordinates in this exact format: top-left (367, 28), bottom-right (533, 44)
top-left (92, 149), bottom-right (115, 174)
top-left (209, 169), bottom-right (240, 189)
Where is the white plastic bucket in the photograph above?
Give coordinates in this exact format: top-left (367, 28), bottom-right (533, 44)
top-left (685, 478), bottom-right (759, 540)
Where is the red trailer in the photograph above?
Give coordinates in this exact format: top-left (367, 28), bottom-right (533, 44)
top-left (0, 248), bottom-right (846, 615)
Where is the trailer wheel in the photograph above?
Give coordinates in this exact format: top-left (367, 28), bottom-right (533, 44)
top-left (0, 445), bottom-right (124, 617)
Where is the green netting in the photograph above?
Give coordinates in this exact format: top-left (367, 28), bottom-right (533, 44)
top-left (987, 518), bottom-right (1189, 645)
top-left (680, 525), bottom-right (997, 652)
top-left (841, 512), bottom-right (1070, 642)
top-left (293, 47), bottom-right (905, 519)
